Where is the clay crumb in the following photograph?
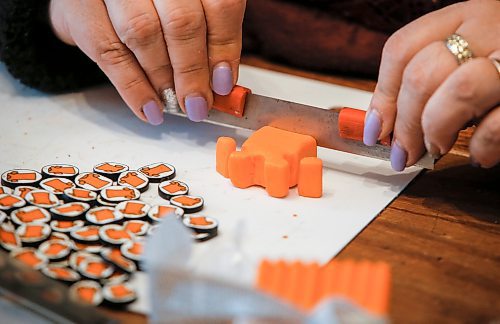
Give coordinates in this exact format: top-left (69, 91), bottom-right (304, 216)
top-left (282, 235), bottom-right (288, 239)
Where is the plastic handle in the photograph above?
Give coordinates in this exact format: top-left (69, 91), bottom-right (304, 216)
top-left (213, 85), bottom-right (252, 118)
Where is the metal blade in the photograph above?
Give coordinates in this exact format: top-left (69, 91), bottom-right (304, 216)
top-left (166, 93), bottom-right (434, 169)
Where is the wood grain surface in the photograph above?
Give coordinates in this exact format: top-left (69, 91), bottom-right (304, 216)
top-left (101, 56), bottom-right (500, 324)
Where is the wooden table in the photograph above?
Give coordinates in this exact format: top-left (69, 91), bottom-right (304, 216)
top-left (103, 56), bottom-right (500, 323)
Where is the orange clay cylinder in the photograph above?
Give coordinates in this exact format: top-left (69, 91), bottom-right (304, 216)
top-left (227, 151), bottom-right (254, 189)
top-left (298, 157), bottom-right (323, 198)
top-left (216, 137), bottom-right (237, 178)
top-left (338, 108), bottom-right (391, 146)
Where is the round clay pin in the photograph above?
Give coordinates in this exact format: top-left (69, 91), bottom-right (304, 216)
top-left (69, 251), bottom-right (96, 271)
top-left (102, 282), bottom-right (137, 306)
top-left (39, 239), bottom-right (72, 262)
top-left (13, 186), bottom-right (38, 199)
top-left (62, 188), bottom-right (97, 205)
top-left (16, 223), bottom-right (51, 246)
top-left (170, 195), bottom-right (204, 214)
top-left (24, 190), bottom-right (60, 209)
top-left (94, 162), bottom-right (129, 181)
top-left (41, 265), bottom-right (81, 284)
top-left (0, 222), bottom-right (21, 251)
top-left (158, 180), bottom-right (189, 200)
top-left (11, 248), bottom-right (48, 270)
top-left (115, 201), bottom-right (150, 220)
top-left (41, 164), bottom-right (80, 180)
top-left (182, 216), bottom-right (218, 235)
top-left (75, 172), bottom-right (113, 192)
top-left (50, 202), bottom-right (90, 220)
top-left (39, 177), bottom-right (76, 195)
top-left (11, 206), bottom-right (51, 226)
top-left (138, 162), bottom-right (176, 183)
top-left (70, 225), bottom-right (100, 243)
top-left (78, 256), bottom-right (114, 280)
top-left (147, 204), bottom-right (184, 223)
top-left (86, 207), bottom-right (123, 226)
top-left (117, 171), bottom-right (149, 193)
top-left (100, 185), bottom-right (140, 203)
top-left (1, 169), bottom-right (42, 188)
top-left (50, 220), bottom-right (85, 233)
top-left (69, 281), bottom-right (103, 306)
top-left (0, 193), bottom-right (26, 212)
top-left (122, 220), bottom-right (150, 236)
top-left (0, 186), bottom-right (12, 195)
top-left (100, 247), bottom-right (137, 273)
top-left (99, 224), bottom-right (134, 246)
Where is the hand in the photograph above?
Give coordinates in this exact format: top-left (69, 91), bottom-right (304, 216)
top-left (49, 0), bottom-right (246, 125)
top-left (363, 0), bottom-right (500, 170)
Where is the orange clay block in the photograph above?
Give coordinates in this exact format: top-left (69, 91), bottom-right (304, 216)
top-left (298, 157), bottom-right (323, 198)
top-left (255, 259), bottom-right (391, 316)
top-left (338, 108), bottom-right (391, 146)
top-left (216, 126), bottom-right (320, 198)
top-left (216, 137), bottom-right (237, 178)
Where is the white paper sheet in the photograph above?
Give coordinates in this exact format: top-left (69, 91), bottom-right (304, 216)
top-left (0, 63), bottom-right (420, 314)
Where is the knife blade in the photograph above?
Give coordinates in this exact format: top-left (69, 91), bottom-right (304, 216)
top-left (163, 86), bottom-right (434, 169)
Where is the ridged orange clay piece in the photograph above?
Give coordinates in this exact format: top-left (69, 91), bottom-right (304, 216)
top-left (255, 259), bottom-right (391, 316)
top-left (217, 126), bottom-right (318, 198)
top-left (216, 137), bottom-right (237, 178)
top-left (298, 157), bottom-right (323, 198)
top-left (213, 85), bottom-right (251, 118)
top-left (338, 108), bottom-right (391, 146)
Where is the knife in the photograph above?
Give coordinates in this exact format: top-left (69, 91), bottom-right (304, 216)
top-left (163, 86), bottom-right (434, 169)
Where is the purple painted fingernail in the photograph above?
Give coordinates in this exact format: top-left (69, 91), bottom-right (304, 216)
top-left (185, 96), bottom-right (208, 122)
top-left (212, 62), bottom-right (233, 95)
top-left (390, 141), bottom-right (407, 172)
top-left (363, 110), bottom-right (382, 146)
top-left (143, 100), bottom-right (164, 126)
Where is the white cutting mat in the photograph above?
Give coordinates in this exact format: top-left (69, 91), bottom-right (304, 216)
top-left (0, 63), bottom-right (420, 314)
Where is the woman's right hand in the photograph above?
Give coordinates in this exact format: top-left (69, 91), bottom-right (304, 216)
top-left (49, 0), bottom-right (246, 125)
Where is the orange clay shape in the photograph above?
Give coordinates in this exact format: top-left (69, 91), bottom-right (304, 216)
top-left (91, 209), bottom-right (116, 221)
top-left (70, 189), bottom-right (93, 199)
top-left (155, 206), bottom-right (176, 218)
top-left (338, 108), bottom-right (390, 146)
top-left (105, 188), bottom-right (135, 199)
top-left (6, 171), bottom-right (37, 182)
top-left (55, 204), bottom-right (85, 214)
top-left (216, 126), bottom-right (322, 198)
top-left (43, 179), bottom-right (73, 193)
top-left (189, 217), bottom-right (213, 226)
top-left (119, 172), bottom-right (145, 187)
top-left (128, 242), bottom-right (143, 255)
top-left (96, 163), bottom-right (125, 173)
top-left (161, 181), bottom-right (187, 193)
top-left (30, 192), bottom-right (53, 205)
top-left (16, 209), bottom-right (46, 222)
top-left (120, 202), bottom-right (145, 215)
top-left (111, 285), bottom-right (133, 298)
top-left (105, 229), bottom-right (131, 240)
top-left (140, 164), bottom-right (171, 177)
top-left (0, 195), bottom-right (22, 207)
top-left (78, 174), bottom-right (110, 189)
top-left (17, 187), bottom-right (34, 199)
top-left (256, 259), bottom-right (391, 315)
top-left (173, 196), bottom-right (201, 206)
top-left (48, 166), bottom-right (77, 175)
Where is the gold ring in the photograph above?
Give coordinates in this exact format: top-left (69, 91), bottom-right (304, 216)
top-left (490, 57), bottom-right (500, 78)
top-left (445, 34), bottom-right (474, 65)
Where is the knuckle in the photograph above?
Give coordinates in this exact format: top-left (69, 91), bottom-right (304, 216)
top-left (120, 13), bottom-right (162, 50)
top-left (165, 8), bottom-right (206, 41)
top-left (448, 70), bottom-right (480, 106)
top-left (381, 31), bottom-right (409, 67)
top-left (205, 0), bottom-right (246, 13)
top-left (95, 40), bottom-right (131, 67)
top-left (402, 60), bottom-right (433, 97)
top-left (175, 61), bottom-right (205, 77)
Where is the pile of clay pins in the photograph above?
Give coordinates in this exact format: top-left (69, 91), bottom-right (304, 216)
top-left (0, 162), bottom-right (219, 307)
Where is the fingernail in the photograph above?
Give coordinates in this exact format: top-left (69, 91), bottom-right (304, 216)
top-left (424, 139), bottom-right (442, 160)
top-left (390, 141), bottom-right (407, 172)
top-left (143, 100), bottom-right (164, 126)
top-left (185, 96), bottom-right (208, 122)
top-left (363, 109), bottom-right (382, 146)
top-left (470, 157), bottom-right (481, 168)
top-left (212, 62), bottom-right (233, 95)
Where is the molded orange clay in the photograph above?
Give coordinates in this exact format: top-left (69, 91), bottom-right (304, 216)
top-left (298, 157), bottom-right (323, 198)
top-left (256, 259), bottom-right (391, 315)
top-left (216, 126), bottom-right (321, 198)
top-left (339, 108), bottom-right (391, 146)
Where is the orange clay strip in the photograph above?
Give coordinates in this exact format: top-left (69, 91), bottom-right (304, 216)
top-left (24, 225), bottom-right (44, 238)
top-left (255, 259), bottom-right (391, 315)
top-left (77, 287), bottom-right (96, 303)
top-left (0, 229), bottom-right (17, 244)
top-left (7, 171), bottom-right (37, 182)
top-left (119, 172), bottom-right (145, 187)
top-left (110, 285), bottom-right (132, 298)
top-left (140, 164), bottom-right (171, 177)
top-left (55, 204), bottom-right (85, 214)
top-left (96, 163), bottom-right (124, 173)
top-left (17, 209), bottom-right (46, 222)
top-left (121, 202), bottom-right (144, 215)
top-left (55, 221), bottom-right (74, 229)
top-left (31, 192), bottom-right (52, 205)
top-left (105, 229), bottom-right (131, 240)
top-left (87, 262), bottom-right (107, 276)
top-left (213, 85), bottom-right (251, 118)
top-left (0, 195), bottom-right (21, 207)
top-left (105, 188), bottom-right (135, 199)
top-left (44, 179), bottom-right (72, 192)
top-left (15, 251), bottom-right (41, 267)
top-left (78, 174), bottom-right (109, 189)
top-left (48, 166), bottom-right (76, 174)
top-left (297, 157), bottom-right (323, 198)
top-left (92, 209), bottom-right (115, 221)
top-left (173, 196), bottom-right (201, 206)
top-left (162, 181), bottom-right (187, 194)
top-left (338, 108), bottom-right (391, 146)
top-left (46, 243), bottom-right (67, 256)
top-left (71, 189), bottom-right (93, 199)
top-left (189, 217), bottom-right (212, 226)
